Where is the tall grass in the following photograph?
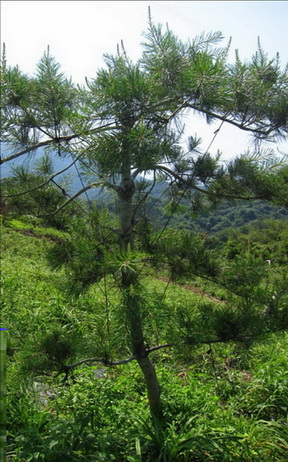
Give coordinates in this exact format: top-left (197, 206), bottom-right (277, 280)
top-left (2, 227), bottom-right (288, 460)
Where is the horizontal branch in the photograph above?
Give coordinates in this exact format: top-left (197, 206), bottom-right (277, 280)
top-left (184, 103), bottom-right (279, 137)
top-left (146, 338), bottom-right (233, 353)
top-left (64, 340), bottom-right (229, 371)
top-left (65, 355), bottom-right (137, 370)
top-left (41, 183), bottom-right (100, 215)
top-left (0, 121), bottom-right (119, 165)
top-left (2, 153), bottom-right (85, 198)
top-left (153, 164), bottom-right (264, 201)
top-left (62, 328), bottom-right (284, 375)
top-left (0, 135), bottom-right (77, 164)
top-left (147, 330), bottom-right (282, 352)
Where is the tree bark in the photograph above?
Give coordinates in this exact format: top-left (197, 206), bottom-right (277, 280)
top-left (118, 154), bottom-right (136, 249)
top-left (123, 282), bottom-right (163, 421)
top-left (137, 355), bottom-right (163, 421)
top-left (118, 178), bottom-right (135, 249)
top-left (118, 143), bottom-right (163, 419)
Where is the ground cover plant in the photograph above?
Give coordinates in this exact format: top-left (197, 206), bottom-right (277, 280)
top-left (1, 224), bottom-right (288, 461)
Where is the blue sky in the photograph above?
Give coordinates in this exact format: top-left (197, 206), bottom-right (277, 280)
top-left (1, 1), bottom-right (288, 160)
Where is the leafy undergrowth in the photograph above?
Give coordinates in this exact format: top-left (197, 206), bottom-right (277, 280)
top-left (2, 227), bottom-right (288, 461)
top-left (4, 217), bottom-right (68, 241)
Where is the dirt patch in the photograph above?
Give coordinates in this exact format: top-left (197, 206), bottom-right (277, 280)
top-left (157, 276), bottom-right (225, 304)
top-left (11, 228), bottom-right (64, 243)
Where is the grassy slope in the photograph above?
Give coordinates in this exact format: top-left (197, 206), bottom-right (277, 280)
top-left (2, 226), bottom-right (288, 461)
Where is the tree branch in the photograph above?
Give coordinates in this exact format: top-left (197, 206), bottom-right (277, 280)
top-left (64, 340), bottom-right (229, 371)
top-left (61, 325), bottom-right (284, 376)
top-left (0, 135), bottom-right (78, 164)
top-left (184, 103), bottom-right (281, 137)
top-left (39, 183), bottom-right (100, 216)
top-left (0, 121), bottom-right (119, 164)
top-left (65, 355), bottom-right (137, 370)
top-left (2, 153), bottom-right (85, 198)
top-left (153, 164), bottom-right (264, 201)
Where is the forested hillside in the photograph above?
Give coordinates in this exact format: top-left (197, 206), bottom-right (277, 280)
top-left (133, 180), bottom-right (288, 233)
top-left (2, 154), bottom-right (288, 234)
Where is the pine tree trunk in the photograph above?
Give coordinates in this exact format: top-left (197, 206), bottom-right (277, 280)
top-left (118, 183), bottom-right (135, 249)
top-left (117, 153), bottom-right (136, 249)
top-left (137, 356), bottom-right (162, 421)
top-left (118, 153), bottom-right (163, 420)
top-left (123, 282), bottom-right (163, 421)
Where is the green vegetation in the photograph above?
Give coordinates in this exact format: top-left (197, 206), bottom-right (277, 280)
top-left (1, 10), bottom-right (288, 460)
top-left (2, 220), bottom-right (288, 461)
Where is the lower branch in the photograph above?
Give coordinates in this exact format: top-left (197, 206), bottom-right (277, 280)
top-left (63, 326), bottom-right (284, 375)
top-left (64, 355), bottom-right (137, 370)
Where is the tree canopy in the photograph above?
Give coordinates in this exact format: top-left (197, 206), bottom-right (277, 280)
top-left (1, 16), bottom-right (288, 243)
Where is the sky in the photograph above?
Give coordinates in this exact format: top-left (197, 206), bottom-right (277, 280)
top-left (1, 1), bottom-right (288, 161)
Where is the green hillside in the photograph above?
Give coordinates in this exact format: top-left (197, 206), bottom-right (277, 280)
top-left (2, 221), bottom-right (288, 461)
top-left (141, 181), bottom-right (288, 233)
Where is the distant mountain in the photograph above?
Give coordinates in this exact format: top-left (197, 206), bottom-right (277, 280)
top-left (0, 145), bottom-right (168, 203)
top-left (1, 146), bottom-right (100, 199)
top-left (2, 145), bottom-right (287, 233)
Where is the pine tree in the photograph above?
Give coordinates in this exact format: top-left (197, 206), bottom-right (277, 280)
top-left (1, 14), bottom-right (288, 421)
